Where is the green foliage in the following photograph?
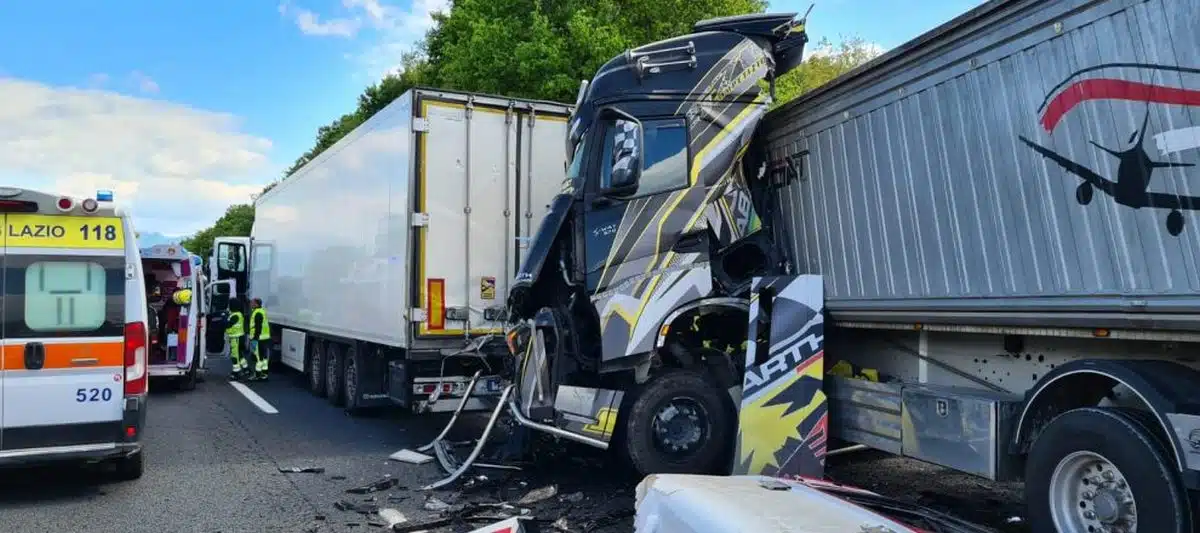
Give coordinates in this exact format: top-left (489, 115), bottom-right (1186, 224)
top-left (772, 36), bottom-right (882, 108)
top-left (180, 204), bottom-right (255, 261)
top-left (184, 0), bottom-right (866, 256)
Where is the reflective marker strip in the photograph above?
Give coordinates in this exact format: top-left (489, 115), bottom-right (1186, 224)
top-left (0, 341), bottom-right (124, 370)
top-left (428, 278), bottom-right (445, 330)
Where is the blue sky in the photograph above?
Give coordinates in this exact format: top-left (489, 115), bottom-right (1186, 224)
top-left (0, 0), bottom-right (982, 235)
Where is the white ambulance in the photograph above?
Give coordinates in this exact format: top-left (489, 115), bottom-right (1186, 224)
top-left (141, 244), bottom-right (206, 390)
top-left (0, 187), bottom-right (148, 480)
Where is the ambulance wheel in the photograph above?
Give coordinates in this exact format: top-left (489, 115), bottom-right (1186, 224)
top-left (1025, 407), bottom-right (1192, 533)
top-left (618, 369), bottom-right (735, 476)
top-left (112, 450), bottom-right (144, 481)
top-left (180, 358), bottom-right (199, 391)
top-left (308, 339), bottom-right (327, 397)
top-left (326, 342), bottom-right (346, 407)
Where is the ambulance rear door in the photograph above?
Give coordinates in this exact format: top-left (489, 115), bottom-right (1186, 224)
top-left (1, 200), bottom-right (127, 453)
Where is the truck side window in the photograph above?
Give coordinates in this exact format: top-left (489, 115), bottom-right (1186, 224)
top-left (600, 117), bottom-right (689, 196)
top-left (217, 243), bottom-right (246, 273)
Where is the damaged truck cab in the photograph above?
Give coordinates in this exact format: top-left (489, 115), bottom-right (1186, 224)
top-left (505, 13), bottom-right (809, 474)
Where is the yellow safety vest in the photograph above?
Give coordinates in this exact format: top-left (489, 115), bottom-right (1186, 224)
top-left (226, 311), bottom-right (245, 338)
top-left (251, 308), bottom-right (271, 340)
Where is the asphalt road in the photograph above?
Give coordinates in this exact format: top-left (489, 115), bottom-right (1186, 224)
top-left (0, 360), bottom-right (1026, 533)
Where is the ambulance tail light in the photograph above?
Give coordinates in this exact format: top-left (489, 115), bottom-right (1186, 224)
top-left (124, 321), bottom-right (148, 395)
top-left (0, 200), bottom-right (39, 213)
top-left (56, 196), bottom-right (75, 212)
top-left (81, 198), bottom-right (99, 213)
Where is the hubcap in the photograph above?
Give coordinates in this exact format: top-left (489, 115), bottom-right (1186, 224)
top-left (1050, 451), bottom-right (1137, 533)
top-left (650, 397), bottom-right (710, 458)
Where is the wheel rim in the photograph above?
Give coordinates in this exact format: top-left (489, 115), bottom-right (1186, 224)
top-left (650, 396), bottom-right (711, 460)
top-left (344, 353), bottom-right (357, 406)
top-left (310, 348), bottom-right (322, 389)
top-left (1049, 450), bottom-right (1137, 533)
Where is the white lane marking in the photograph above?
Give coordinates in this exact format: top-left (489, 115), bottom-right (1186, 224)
top-left (230, 382), bottom-right (279, 414)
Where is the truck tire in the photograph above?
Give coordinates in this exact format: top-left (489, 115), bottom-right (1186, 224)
top-left (618, 369), bottom-right (735, 476)
top-left (326, 342), bottom-right (346, 407)
top-left (112, 450), bottom-right (144, 481)
top-left (342, 345), bottom-right (362, 414)
top-left (1025, 406), bottom-right (1192, 533)
top-left (308, 339), bottom-right (327, 397)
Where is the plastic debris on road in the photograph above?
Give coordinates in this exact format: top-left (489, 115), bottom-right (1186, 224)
top-left (390, 449), bottom-right (434, 465)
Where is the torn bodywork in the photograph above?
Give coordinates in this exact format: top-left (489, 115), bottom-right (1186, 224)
top-left (414, 11), bottom-right (812, 487)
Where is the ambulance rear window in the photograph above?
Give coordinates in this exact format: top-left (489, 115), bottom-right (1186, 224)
top-left (3, 255), bottom-right (125, 339)
top-left (24, 262), bottom-right (108, 332)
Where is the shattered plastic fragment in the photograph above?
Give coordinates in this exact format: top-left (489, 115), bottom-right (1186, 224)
top-left (347, 477), bottom-right (401, 494)
top-left (279, 466), bottom-right (326, 473)
top-left (552, 517), bottom-right (570, 531)
top-left (389, 449), bottom-right (434, 464)
top-left (516, 485), bottom-right (557, 505)
top-left (378, 508), bottom-right (407, 527)
top-left (562, 492), bottom-right (584, 503)
top-left (423, 496), bottom-right (452, 512)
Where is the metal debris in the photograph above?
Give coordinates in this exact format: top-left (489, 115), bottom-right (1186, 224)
top-left (562, 492), bottom-right (584, 503)
top-left (335, 500), bottom-right (381, 514)
top-left (279, 466), bottom-right (326, 473)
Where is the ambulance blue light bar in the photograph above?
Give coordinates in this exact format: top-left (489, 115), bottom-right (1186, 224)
top-left (96, 189), bottom-right (114, 202)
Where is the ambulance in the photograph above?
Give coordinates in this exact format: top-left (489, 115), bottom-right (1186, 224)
top-left (0, 187), bottom-right (148, 481)
top-left (141, 244), bottom-right (206, 390)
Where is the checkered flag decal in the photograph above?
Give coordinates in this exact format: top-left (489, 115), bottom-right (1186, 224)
top-left (611, 119), bottom-right (639, 175)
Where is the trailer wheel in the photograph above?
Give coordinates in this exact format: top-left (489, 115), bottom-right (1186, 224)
top-left (308, 339), bottom-right (327, 397)
top-left (343, 345), bottom-right (361, 414)
top-left (326, 342), bottom-right (346, 407)
top-left (1025, 407), bottom-right (1192, 533)
top-left (619, 369), bottom-right (735, 476)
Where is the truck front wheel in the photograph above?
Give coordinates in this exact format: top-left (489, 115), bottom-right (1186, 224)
top-left (1025, 407), bottom-right (1192, 533)
top-left (619, 369), bottom-right (734, 476)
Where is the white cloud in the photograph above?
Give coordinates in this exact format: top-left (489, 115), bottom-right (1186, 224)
top-left (281, 0), bottom-right (449, 79)
top-left (130, 70), bottom-right (159, 94)
top-left (0, 77), bottom-right (275, 235)
top-left (88, 73), bottom-right (110, 88)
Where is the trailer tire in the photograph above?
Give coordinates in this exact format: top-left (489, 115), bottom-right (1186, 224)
top-left (343, 345), bottom-right (362, 414)
top-left (1025, 407), bottom-right (1191, 533)
top-left (308, 339), bottom-right (327, 397)
top-left (619, 369), bottom-right (735, 476)
top-left (326, 342), bottom-right (346, 407)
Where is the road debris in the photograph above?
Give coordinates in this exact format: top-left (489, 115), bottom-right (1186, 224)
top-left (516, 485), bottom-right (557, 505)
top-left (378, 508), bottom-right (407, 528)
top-left (278, 466), bottom-right (326, 473)
top-left (347, 477), bottom-right (402, 494)
top-left (389, 449), bottom-right (434, 464)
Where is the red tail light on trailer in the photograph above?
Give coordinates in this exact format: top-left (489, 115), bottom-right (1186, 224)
top-left (124, 321), bottom-right (148, 395)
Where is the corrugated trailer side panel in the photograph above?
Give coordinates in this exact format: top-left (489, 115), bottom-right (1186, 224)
top-left (762, 0), bottom-right (1200, 330)
top-left (252, 91), bottom-right (414, 348)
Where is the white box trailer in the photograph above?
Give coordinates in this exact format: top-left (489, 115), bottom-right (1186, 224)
top-left (209, 88), bottom-right (572, 412)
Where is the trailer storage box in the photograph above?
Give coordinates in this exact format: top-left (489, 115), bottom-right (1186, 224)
top-left (250, 88), bottom-right (572, 349)
top-left (760, 0), bottom-right (1200, 331)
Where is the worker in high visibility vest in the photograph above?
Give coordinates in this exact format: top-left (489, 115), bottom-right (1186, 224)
top-left (226, 298), bottom-right (249, 380)
top-left (249, 298), bottom-right (272, 382)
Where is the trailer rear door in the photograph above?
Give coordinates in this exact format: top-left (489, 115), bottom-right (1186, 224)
top-left (414, 91), bottom-right (570, 338)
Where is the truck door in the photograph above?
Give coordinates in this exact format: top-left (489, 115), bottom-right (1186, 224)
top-left (584, 115), bottom-right (694, 294)
top-left (206, 239), bottom-right (248, 355)
top-left (2, 212), bottom-right (127, 452)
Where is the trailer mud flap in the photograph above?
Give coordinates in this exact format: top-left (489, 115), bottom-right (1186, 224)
top-left (732, 275), bottom-right (827, 478)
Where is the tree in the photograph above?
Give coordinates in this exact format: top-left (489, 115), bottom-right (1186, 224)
top-left (180, 204), bottom-right (255, 261)
top-left (772, 36), bottom-right (882, 108)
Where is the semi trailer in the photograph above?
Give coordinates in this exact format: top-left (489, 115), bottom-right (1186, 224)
top-left (421, 1), bottom-right (1200, 532)
top-left (208, 88), bottom-right (573, 413)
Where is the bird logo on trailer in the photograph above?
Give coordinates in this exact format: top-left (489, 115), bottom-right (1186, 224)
top-left (1018, 62), bottom-right (1200, 236)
